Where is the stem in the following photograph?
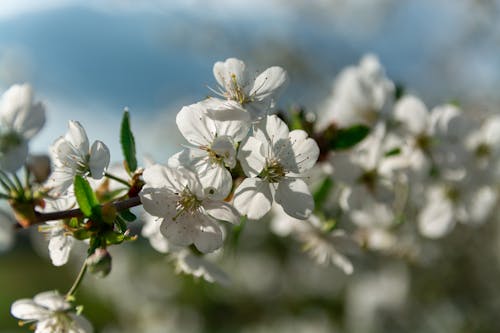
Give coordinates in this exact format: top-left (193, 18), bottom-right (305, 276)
top-left (22, 196), bottom-right (142, 227)
top-left (104, 172), bottom-right (131, 187)
top-left (66, 260), bottom-right (88, 299)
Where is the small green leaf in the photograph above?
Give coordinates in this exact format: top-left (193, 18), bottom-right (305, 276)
top-left (105, 231), bottom-right (125, 245)
top-left (73, 229), bottom-right (92, 240)
top-left (115, 215), bottom-right (128, 233)
top-left (119, 209), bottom-right (136, 222)
top-left (120, 110), bottom-right (137, 173)
top-left (74, 175), bottom-right (100, 218)
top-left (385, 147), bottom-right (401, 157)
top-left (330, 125), bottom-right (370, 150)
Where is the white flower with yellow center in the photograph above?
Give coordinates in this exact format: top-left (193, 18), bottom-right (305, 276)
top-left (139, 164), bottom-right (239, 253)
top-left (233, 115), bottom-right (319, 220)
top-left (10, 290), bottom-right (93, 333)
top-left (212, 58), bottom-right (288, 119)
top-left (173, 98), bottom-right (250, 197)
top-left (48, 121), bottom-right (110, 196)
top-left (0, 84), bottom-right (45, 172)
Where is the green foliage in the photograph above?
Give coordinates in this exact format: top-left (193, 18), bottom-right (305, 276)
top-left (329, 125), bottom-right (370, 150)
top-left (74, 175), bottom-right (101, 219)
top-left (120, 110), bottom-right (138, 174)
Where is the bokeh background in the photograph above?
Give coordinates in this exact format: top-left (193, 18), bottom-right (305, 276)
top-left (1, 1), bottom-right (500, 332)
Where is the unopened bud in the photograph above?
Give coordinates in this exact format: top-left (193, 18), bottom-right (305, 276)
top-left (86, 248), bottom-right (112, 278)
top-left (26, 154), bottom-right (51, 183)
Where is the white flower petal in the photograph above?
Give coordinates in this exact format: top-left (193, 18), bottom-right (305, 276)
top-left (139, 186), bottom-right (178, 218)
top-left (253, 115), bottom-right (290, 146)
top-left (88, 140), bottom-right (110, 179)
top-left (275, 178), bottom-right (314, 220)
top-left (418, 189), bottom-right (455, 239)
top-left (394, 95), bottom-right (429, 134)
top-left (193, 215), bottom-right (224, 253)
top-left (176, 102), bottom-right (216, 146)
top-left (233, 178), bottom-right (273, 220)
top-left (285, 130), bottom-right (319, 174)
top-left (238, 136), bottom-right (266, 177)
top-left (204, 201), bottom-right (240, 224)
top-left (65, 121), bottom-right (89, 154)
top-left (249, 66), bottom-right (288, 103)
top-left (33, 291), bottom-right (70, 312)
top-left (159, 215), bottom-right (196, 248)
top-left (213, 58), bottom-right (248, 92)
top-left (48, 233), bottom-right (73, 266)
top-left (11, 299), bottom-right (49, 320)
top-left (69, 313), bottom-right (94, 333)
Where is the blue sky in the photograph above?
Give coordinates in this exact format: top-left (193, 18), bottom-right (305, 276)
top-left (0, 0), bottom-right (499, 162)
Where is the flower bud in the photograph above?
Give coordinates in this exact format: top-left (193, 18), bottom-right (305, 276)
top-left (26, 154), bottom-right (51, 183)
top-left (86, 248), bottom-right (112, 278)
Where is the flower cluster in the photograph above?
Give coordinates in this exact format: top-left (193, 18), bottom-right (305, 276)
top-left (140, 58), bottom-right (319, 253)
top-left (3, 55), bottom-right (500, 332)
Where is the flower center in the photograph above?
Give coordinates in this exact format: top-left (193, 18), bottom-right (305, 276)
top-left (175, 187), bottom-right (202, 219)
top-left (260, 158), bottom-right (286, 183)
top-left (228, 74), bottom-right (250, 105)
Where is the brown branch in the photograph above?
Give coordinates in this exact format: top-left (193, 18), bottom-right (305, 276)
top-left (16, 196), bottom-right (142, 228)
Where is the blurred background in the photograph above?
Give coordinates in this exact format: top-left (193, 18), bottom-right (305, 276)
top-left (1, 1), bottom-right (500, 332)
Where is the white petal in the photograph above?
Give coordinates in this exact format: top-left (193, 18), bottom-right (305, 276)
top-left (193, 215), bottom-right (224, 253)
top-left (213, 58), bottom-right (248, 92)
top-left (34, 291), bottom-right (70, 311)
top-left (253, 115), bottom-right (290, 146)
top-left (0, 84), bottom-right (45, 139)
top-left (202, 98), bottom-right (251, 141)
top-left (139, 186), bottom-right (178, 218)
top-left (65, 121), bottom-right (89, 154)
top-left (175, 250), bottom-right (230, 285)
top-left (283, 130), bottom-right (319, 174)
top-left (249, 66), bottom-right (288, 103)
top-left (197, 163), bottom-right (233, 200)
top-left (11, 299), bottom-right (48, 320)
top-left (275, 178), bottom-right (314, 220)
top-left (48, 233), bottom-right (73, 266)
top-left (88, 140), bottom-right (110, 179)
top-left (393, 95), bottom-right (429, 134)
top-left (204, 201), bottom-right (240, 224)
top-left (238, 136), bottom-right (266, 177)
top-left (159, 215), bottom-right (196, 247)
top-left (233, 178), bottom-right (273, 220)
top-left (176, 102), bottom-right (216, 146)
top-left (211, 136), bottom-right (237, 168)
top-left (141, 213), bottom-right (179, 253)
top-left (46, 167), bottom-right (75, 197)
top-left (69, 313), bottom-right (94, 333)
top-left (418, 189), bottom-right (455, 239)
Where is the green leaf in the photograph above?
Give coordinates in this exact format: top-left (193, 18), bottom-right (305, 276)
top-left (74, 175), bottom-right (100, 218)
top-left (120, 110), bottom-right (137, 173)
top-left (115, 215), bottom-right (128, 233)
top-left (119, 209), bottom-right (136, 222)
top-left (73, 229), bottom-right (92, 240)
top-left (385, 147), bottom-right (401, 157)
top-left (104, 231), bottom-right (125, 245)
top-left (330, 125), bottom-right (370, 150)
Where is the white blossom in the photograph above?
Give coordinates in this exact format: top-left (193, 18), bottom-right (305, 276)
top-left (234, 115), bottom-right (319, 220)
top-left (173, 249), bottom-right (230, 285)
top-left (0, 84), bottom-right (45, 172)
top-left (48, 121), bottom-right (110, 196)
top-left (172, 98), bottom-right (250, 197)
top-left (317, 54), bottom-right (394, 129)
top-left (11, 290), bottom-right (93, 333)
top-left (212, 58), bottom-right (288, 119)
top-left (139, 164), bottom-right (239, 253)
